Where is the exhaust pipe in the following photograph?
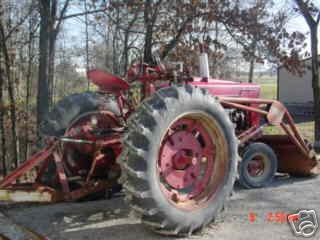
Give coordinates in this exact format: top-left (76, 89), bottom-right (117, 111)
top-left (199, 44), bottom-right (210, 82)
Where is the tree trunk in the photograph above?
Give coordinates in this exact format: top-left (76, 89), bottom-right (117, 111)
top-left (248, 58), bottom-right (255, 83)
top-left (24, 17), bottom-right (35, 161)
top-left (112, 29), bottom-right (119, 75)
top-left (0, 10), bottom-right (6, 176)
top-left (48, 0), bottom-right (57, 107)
top-left (248, 41), bottom-right (256, 83)
top-left (122, 10), bottom-right (139, 75)
top-left (143, 0), bottom-right (153, 64)
top-left (310, 25), bottom-right (320, 150)
top-left (212, 21), bottom-right (219, 78)
top-left (294, 0), bottom-right (320, 150)
top-left (112, 8), bottom-right (121, 75)
top-left (0, 18), bottom-right (19, 169)
top-left (6, 59), bottom-right (18, 169)
top-left (123, 30), bottom-right (129, 75)
top-left (0, 55), bottom-right (7, 176)
top-left (37, 0), bottom-right (50, 132)
top-left (48, 31), bottom-right (56, 107)
top-left (84, 0), bottom-right (90, 89)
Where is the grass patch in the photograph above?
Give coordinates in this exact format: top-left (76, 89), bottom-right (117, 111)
top-left (260, 83), bottom-right (277, 99)
top-left (263, 121), bottom-right (314, 142)
top-left (257, 82), bottom-right (314, 142)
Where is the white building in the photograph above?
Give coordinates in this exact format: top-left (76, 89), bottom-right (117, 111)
top-left (277, 57), bottom-right (318, 116)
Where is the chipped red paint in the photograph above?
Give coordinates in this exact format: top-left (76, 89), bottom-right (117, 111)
top-left (1, 60), bottom-right (319, 204)
top-left (158, 117), bottom-right (216, 208)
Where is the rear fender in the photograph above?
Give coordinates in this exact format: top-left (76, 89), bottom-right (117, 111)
top-left (87, 69), bottom-right (130, 94)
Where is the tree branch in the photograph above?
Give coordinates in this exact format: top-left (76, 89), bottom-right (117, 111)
top-left (294, 0), bottom-right (316, 27)
top-left (161, 12), bottom-right (205, 59)
top-left (5, 4), bottom-right (36, 41)
top-left (55, 0), bottom-right (71, 33)
top-left (61, 7), bottom-right (108, 21)
top-left (150, 0), bottom-right (163, 26)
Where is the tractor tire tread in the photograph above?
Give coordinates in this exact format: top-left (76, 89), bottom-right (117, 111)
top-left (40, 91), bottom-right (120, 137)
top-left (121, 85), bottom-right (238, 236)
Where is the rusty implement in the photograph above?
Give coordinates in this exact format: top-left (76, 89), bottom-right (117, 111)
top-left (220, 97), bottom-right (320, 177)
top-left (0, 143), bottom-right (60, 203)
top-left (0, 185), bottom-right (59, 203)
top-left (0, 136), bottom-right (121, 203)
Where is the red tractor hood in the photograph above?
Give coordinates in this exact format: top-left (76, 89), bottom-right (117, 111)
top-left (191, 77), bottom-right (261, 98)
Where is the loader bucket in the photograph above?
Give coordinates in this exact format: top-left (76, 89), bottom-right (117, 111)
top-left (258, 135), bottom-right (320, 176)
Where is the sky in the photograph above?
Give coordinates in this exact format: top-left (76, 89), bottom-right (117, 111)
top-left (275, 0), bottom-right (320, 53)
top-left (62, 0), bottom-right (320, 69)
top-left (286, 14), bottom-right (320, 53)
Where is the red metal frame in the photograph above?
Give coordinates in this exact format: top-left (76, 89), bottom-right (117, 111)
top-left (1, 61), bottom-right (319, 203)
top-left (0, 143), bottom-right (57, 188)
top-left (219, 97), bottom-right (311, 156)
top-left (1, 96), bottom-right (318, 202)
top-left (219, 97), bottom-right (319, 176)
top-left (158, 117), bottom-right (216, 206)
top-left (0, 126), bottom-right (122, 202)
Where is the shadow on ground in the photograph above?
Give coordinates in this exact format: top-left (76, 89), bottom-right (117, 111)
top-left (1, 175), bottom-right (319, 240)
top-left (2, 196), bottom-right (180, 240)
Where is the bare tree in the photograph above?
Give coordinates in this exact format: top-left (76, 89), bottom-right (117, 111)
top-left (37, 0), bottom-right (50, 131)
top-left (0, 13), bottom-right (19, 168)
top-left (37, 0), bottom-right (70, 129)
top-left (0, 53), bottom-right (7, 176)
top-left (24, 13), bottom-right (38, 161)
top-left (84, 0), bottom-right (90, 89)
top-left (294, 0), bottom-right (320, 149)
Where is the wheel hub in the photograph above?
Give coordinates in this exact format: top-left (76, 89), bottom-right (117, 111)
top-left (172, 150), bottom-right (192, 170)
top-left (159, 131), bottom-right (201, 189)
top-left (247, 157), bottom-right (265, 177)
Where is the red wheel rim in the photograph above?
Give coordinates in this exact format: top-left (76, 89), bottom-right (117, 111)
top-left (62, 111), bottom-right (120, 176)
top-left (247, 155), bottom-right (265, 177)
top-left (157, 112), bottom-right (229, 211)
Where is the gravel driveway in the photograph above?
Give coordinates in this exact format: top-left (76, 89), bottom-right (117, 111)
top-left (1, 176), bottom-right (319, 240)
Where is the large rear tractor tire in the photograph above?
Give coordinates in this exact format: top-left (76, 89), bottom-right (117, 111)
top-left (40, 92), bottom-right (121, 192)
top-left (120, 85), bottom-right (238, 236)
top-left (40, 92), bottom-right (120, 137)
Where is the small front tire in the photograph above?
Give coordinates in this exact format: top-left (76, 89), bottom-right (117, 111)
top-left (238, 142), bottom-right (278, 189)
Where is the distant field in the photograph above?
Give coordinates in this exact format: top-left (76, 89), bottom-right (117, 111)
top-left (264, 121), bottom-right (314, 142)
top-left (237, 74), bottom-right (276, 84)
top-left (260, 83), bottom-right (277, 99)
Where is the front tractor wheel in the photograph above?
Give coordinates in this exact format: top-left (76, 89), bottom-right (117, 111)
top-left (120, 85), bottom-right (238, 235)
top-left (238, 143), bottom-right (278, 189)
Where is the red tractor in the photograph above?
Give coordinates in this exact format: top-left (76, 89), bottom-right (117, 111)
top-left (0, 52), bottom-right (319, 236)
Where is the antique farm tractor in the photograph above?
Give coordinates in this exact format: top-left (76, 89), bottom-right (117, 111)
top-left (0, 51), bottom-right (319, 236)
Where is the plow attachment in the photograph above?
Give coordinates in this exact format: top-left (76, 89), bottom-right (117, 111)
top-left (0, 144), bottom-right (60, 203)
top-left (0, 185), bottom-right (58, 203)
top-left (0, 138), bottom-right (120, 203)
